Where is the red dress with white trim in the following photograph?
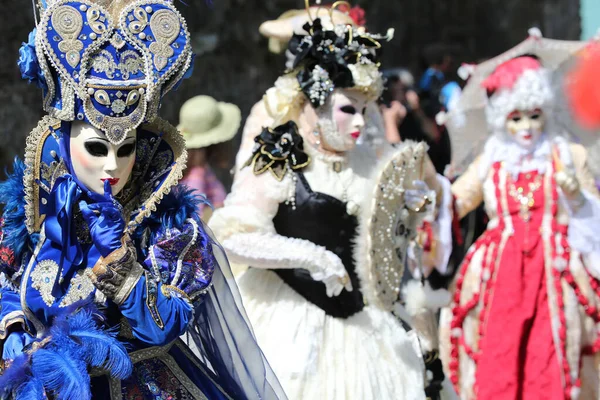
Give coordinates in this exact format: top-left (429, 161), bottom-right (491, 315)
top-left (440, 148), bottom-right (600, 400)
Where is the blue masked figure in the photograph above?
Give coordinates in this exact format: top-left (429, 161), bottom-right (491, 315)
top-left (0, 1), bottom-right (286, 399)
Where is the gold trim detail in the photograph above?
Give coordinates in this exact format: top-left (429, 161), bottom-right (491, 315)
top-left (158, 353), bottom-right (209, 400)
top-left (24, 116), bottom-right (61, 234)
top-left (113, 262), bottom-right (145, 305)
top-left (126, 117), bottom-right (187, 234)
top-left (160, 285), bottom-right (190, 302)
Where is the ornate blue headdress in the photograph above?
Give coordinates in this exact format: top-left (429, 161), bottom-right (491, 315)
top-left (32, 0), bottom-right (192, 145)
top-left (18, 0), bottom-right (192, 234)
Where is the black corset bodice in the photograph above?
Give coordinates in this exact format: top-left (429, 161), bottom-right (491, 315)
top-left (270, 172), bottom-right (364, 318)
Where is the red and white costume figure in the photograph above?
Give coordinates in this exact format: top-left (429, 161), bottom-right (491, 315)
top-left (440, 56), bottom-right (600, 400)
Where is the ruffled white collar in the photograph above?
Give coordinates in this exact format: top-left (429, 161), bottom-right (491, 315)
top-left (479, 134), bottom-right (552, 180)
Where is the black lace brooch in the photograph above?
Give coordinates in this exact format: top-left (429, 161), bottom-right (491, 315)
top-left (244, 121), bottom-right (310, 181)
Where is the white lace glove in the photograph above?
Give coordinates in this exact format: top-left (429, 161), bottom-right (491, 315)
top-left (405, 180), bottom-right (436, 221)
top-left (221, 232), bottom-right (352, 297)
top-left (314, 249), bottom-right (353, 297)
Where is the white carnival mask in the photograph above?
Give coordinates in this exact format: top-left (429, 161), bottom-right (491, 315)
top-left (69, 121), bottom-right (136, 196)
top-left (505, 108), bottom-right (545, 151)
top-left (317, 89), bottom-right (368, 152)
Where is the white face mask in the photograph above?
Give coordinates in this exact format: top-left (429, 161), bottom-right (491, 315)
top-left (505, 108), bottom-right (545, 151)
top-left (69, 121), bottom-right (136, 196)
top-left (317, 90), bottom-right (368, 152)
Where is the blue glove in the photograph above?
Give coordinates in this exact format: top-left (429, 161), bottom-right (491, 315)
top-left (79, 180), bottom-right (126, 258)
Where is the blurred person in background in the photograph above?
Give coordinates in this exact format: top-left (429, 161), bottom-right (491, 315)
top-left (381, 67), bottom-right (451, 174)
top-left (417, 43), bottom-right (464, 174)
top-left (179, 95), bottom-right (241, 220)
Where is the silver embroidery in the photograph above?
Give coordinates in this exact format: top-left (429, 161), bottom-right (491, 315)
top-left (52, 5), bottom-right (84, 68)
top-left (30, 259), bottom-right (95, 309)
top-left (86, 5), bottom-right (108, 35)
top-left (20, 231), bottom-right (47, 336)
top-left (119, 50), bottom-right (143, 79)
top-left (40, 159), bottom-right (68, 188)
top-left (172, 219), bottom-right (199, 286)
top-left (104, 341), bottom-right (225, 400)
top-left (59, 269), bottom-right (95, 308)
top-left (110, 32), bottom-right (126, 49)
top-left (30, 259), bottom-right (59, 307)
top-left (149, 10), bottom-right (180, 71)
top-left (92, 50), bottom-right (117, 78)
top-left (175, 340), bottom-right (233, 400)
top-left (128, 7), bottom-right (149, 35)
top-left (159, 353), bottom-right (209, 400)
top-left (83, 92), bottom-right (148, 145)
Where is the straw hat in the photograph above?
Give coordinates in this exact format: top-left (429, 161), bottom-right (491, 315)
top-left (178, 95), bottom-right (241, 149)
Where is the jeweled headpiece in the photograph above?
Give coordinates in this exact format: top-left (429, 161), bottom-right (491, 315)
top-left (287, 2), bottom-right (393, 107)
top-left (31, 0), bottom-right (192, 144)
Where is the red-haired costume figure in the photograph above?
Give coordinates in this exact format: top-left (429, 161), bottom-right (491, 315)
top-left (440, 56), bottom-right (600, 400)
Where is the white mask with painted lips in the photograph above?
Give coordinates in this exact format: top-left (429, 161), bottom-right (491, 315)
top-left (317, 90), bottom-right (368, 153)
top-left (69, 121), bottom-right (136, 196)
top-left (505, 108), bottom-right (545, 151)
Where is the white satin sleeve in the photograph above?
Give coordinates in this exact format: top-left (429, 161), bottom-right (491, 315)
top-left (208, 166), bottom-right (349, 292)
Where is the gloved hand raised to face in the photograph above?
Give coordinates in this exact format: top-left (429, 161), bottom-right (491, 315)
top-left (79, 180), bottom-right (126, 258)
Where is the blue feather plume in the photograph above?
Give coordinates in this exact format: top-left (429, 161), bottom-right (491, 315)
top-left (30, 348), bottom-right (90, 399)
top-left (53, 308), bottom-right (132, 378)
top-left (0, 306), bottom-right (132, 400)
top-left (134, 184), bottom-right (209, 244)
top-left (14, 378), bottom-right (45, 400)
top-left (0, 158), bottom-right (36, 263)
top-left (0, 352), bottom-right (31, 397)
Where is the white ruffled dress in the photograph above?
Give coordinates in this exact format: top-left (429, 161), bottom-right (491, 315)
top-left (210, 144), bottom-right (429, 400)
